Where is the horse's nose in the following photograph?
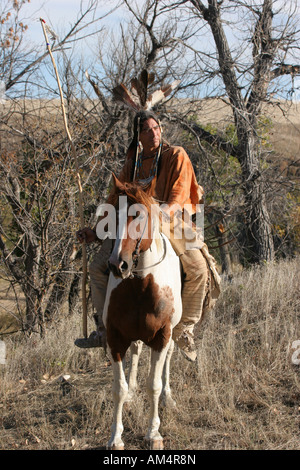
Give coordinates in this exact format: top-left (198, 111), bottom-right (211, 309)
top-left (108, 258), bottom-right (129, 278)
top-left (119, 260), bottom-right (128, 273)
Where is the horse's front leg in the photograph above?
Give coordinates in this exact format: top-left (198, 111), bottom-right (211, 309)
top-left (107, 354), bottom-right (128, 450)
top-left (126, 340), bottom-right (143, 402)
top-left (145, 343), bottom-right (170, 450)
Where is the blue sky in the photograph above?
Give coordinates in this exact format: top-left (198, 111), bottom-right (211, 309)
top-left (6, 0), bottom-right (127, 96)
top-left (5, 0), bottom-right (300, 100)
top-left (21, 0), bottom-right (125, 47)
top-left (15, 0), bottom-right (300, 56)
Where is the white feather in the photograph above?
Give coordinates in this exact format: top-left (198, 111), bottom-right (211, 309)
top-left (145, 80), bottom-right (181, 109)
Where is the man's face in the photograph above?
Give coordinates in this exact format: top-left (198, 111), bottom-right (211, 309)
top-left (139, 118), bottom-right (162, 154)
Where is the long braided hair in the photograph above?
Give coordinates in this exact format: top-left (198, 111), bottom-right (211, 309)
top-left (127, 110), bottom-right (164, 183)
top-left (111, 70), bottom-right (178, 183)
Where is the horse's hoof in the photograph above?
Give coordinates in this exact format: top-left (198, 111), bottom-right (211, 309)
top-left (150, 439), bottom-right (164, 450)
top-left (108, 444), bottom-right (125, 450)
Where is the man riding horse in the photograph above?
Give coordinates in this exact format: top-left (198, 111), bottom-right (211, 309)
top-left (75, 72), bottom-right (220, 362)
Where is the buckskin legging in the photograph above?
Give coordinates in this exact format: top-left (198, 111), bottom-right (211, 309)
top-left (88, 237), bottom-right (208, 340)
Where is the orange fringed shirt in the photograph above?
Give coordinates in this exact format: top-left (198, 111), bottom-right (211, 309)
top-left (112, 143), bottom-right (203, 214)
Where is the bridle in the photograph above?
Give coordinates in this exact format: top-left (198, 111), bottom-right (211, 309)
top-left (130, 211), bottom-right (167, 278)
top-left (132, 211), bottom-right (149, 270)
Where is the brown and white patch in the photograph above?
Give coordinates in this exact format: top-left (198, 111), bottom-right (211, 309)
top-left (106, 273), bottom-right (175, 362)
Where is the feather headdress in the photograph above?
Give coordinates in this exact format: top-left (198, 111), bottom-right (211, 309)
top-left (111, 70), bottom-right (180, 182)
top-left (112, 69), bottom-right (180, 111)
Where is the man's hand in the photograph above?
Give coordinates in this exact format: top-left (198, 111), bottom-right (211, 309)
top-left (76, 227), bottom-right (97, 244)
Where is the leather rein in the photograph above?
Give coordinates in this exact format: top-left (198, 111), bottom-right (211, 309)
top-left (130, 212), bottom-right (167, 277)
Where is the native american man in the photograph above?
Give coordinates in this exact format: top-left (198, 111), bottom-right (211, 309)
top-left (75, 109), bottom-right (220, 362)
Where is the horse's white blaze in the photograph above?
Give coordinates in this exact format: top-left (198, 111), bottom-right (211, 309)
top-left (108, 202), bottom-right (128, 269)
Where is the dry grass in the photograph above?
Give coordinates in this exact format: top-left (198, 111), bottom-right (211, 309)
top-left (0, 257), bottom-right (300, 450)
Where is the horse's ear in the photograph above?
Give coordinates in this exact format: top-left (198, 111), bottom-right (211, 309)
top-left (111, 173), bottom-right (124, 192)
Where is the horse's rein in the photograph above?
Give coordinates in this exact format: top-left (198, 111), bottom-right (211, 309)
top-left (131, 213), bottom-right (167, 277)
top-left (132, 212), bottom-right (150, 269)
top-left (131, 236), bottom-right (167, 277)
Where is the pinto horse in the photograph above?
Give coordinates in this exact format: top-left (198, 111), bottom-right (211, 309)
top-left (102, 175), bottom-right (182, 450)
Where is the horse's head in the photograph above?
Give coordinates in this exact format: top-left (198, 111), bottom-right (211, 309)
top-left (108, 174), bottom-right (158, 279)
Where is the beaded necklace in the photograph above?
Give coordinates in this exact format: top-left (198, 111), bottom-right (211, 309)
top-left (134, 142), bottom-right (162, 183)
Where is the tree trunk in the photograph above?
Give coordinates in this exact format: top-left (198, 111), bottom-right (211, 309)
top-left (22, 232), bottom-right (42, 333)
top-left (238, 129), bottom-right (274, 263)
top-left (243, 171), bottom-right (274, 263)
top-left (191, 0), bottom-right (275, 263)
top-left (215, 224), bottom-right (232, 275)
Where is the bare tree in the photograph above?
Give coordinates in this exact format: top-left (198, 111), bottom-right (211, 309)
top-left (158, 0), bottom-right (300, 262)
top-left (0, 1), bottom-right (121, 334)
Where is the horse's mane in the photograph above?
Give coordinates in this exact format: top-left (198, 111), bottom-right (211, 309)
top-left (110, 179), bottom-right (163, 247)
top-left (110, 180), bottom-right (158, 213)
